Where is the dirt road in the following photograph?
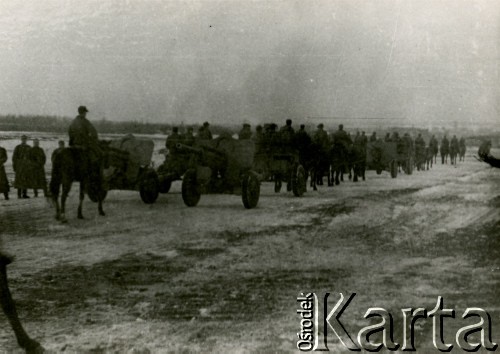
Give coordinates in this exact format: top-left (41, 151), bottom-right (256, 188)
top-left (1, 156), bottom-right (499, 352)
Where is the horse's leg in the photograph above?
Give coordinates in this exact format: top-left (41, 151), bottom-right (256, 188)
top-left (77, 183), bottom-right (84, 219)
top-left (0, 256), bottom-right (43, 353)
top-left (59, 181), bottom-right (72, 223)
top-left (311, 169), bottom-right (317, 191)
top-left (98, 198), bottom-right (105, 216)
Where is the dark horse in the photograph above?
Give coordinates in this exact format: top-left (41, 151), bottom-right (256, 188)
top-left (304, 142), bottom-right (331, 191)
top-left (50, 146), bottom-right (107, 222)
top-left (0, 253), bottom-right (44, 352)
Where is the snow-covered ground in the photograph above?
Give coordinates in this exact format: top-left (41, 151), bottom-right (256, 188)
top-left (0, 133), bottom-right (499, 352)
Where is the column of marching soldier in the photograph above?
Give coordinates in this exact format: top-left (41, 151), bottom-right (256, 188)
top-left (0, 117), bottom-right (468, 201)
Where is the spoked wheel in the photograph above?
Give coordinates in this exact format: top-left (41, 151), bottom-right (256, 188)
top-left (292, 164), bottom-right (306, 197)
top-left (182, 169), bottom-right (201, 207)
top-left (274, 178), bottom-right (282, 193)
top-left (140, 170), bottom-right (160, 204)
top-left (390, 160), bottom-right (398, 178)
top-left (242, 172), bottom-right (260, 209)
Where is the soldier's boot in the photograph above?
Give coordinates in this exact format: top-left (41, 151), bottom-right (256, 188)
top-left (4, 193), bottom-right (8, 200)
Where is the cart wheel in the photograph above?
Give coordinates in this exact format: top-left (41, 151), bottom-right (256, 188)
top-left (159, 178), bottom-right (172, 194)
top-left (274, 179), bottom-right (282, 193)
top-left (292, 165), bottom-right (306, 197)
top-left (182, 169), bottom-right (200, 207)
top-left (242, 172), bottom-right (260, 209)
top-left (140, 170), bottom-right (159, 204)
top-left (390, 160), bottom-right (398, 178)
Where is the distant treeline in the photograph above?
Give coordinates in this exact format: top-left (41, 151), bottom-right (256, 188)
top-left (0, 114), bottom-right (238, 135)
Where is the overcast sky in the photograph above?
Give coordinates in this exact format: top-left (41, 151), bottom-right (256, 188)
top-left (0, 0), bottom-right (498, 128)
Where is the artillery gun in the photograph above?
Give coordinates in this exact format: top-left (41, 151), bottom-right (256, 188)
top-left (174, 137), bottom-right (260, 209)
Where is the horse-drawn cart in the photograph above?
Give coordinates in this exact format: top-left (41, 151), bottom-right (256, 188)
top-left (99, 135), bottom-right (160, 204)
top-left (366, 141), bottom-right (399, 178)
top-left (175, 136), bottom-right (260, 209)
top-left (268, 152), bottom-right (307, 197)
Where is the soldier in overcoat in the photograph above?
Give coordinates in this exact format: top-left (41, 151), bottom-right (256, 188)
top-left (12, 135), bottom-right (31, 198)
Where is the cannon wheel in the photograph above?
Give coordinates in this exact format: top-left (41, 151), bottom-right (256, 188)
top-left (292, 164), bottom-right (306, 197)
top-left (140, 170), bottom-right (160, 204)
top-left (182, 169), bottom-right (201, 207)
top-left (274, 179), bottom-right (282, 193)
top-left (159, 178), bottom-right (172, 194)
top-left (390, 160), bottom-right (398, 178)
top-left (242, 172), bottom-right (260, 209)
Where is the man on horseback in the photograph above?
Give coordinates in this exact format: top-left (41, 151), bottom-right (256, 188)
top-left (68, 106), bottom-right (100, 158)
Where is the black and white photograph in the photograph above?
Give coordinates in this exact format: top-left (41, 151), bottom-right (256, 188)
top-left (0, 0), bottom-right (499, 352)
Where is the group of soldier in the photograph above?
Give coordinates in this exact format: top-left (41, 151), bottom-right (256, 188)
top-left (164, 120), bottom-right (468, 183)
top-left (0, 135), bottom-right (58, 200)
top-left (0, 105), bottom-right (99, 201)
top-left (0, 109), bottom-right (470, 202)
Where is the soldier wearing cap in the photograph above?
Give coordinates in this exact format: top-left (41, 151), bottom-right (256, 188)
top-left (29, 139), bottom-right (47, 197)
top-left (69, 106), bottom-right (98, 148)
top-left (279, 119), bottom-right (295, 153)
top-left (331, 124), bottom-right (351, 148)
top-left (238, 123), bottom-right (252, 140)
top-left (68, 106), bottom-right (101, 167)
top-left (12, 135), bottom-right (31, 198)
top-left (0, 142), bottom-right (9, 200)
top-left (313, 123), bottom-right (329, 153)
top-left (198, 122), bottom-right (213, 140)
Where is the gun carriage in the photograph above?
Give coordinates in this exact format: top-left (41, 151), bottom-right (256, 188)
top-left (173, 137), bottom-right (260, 208)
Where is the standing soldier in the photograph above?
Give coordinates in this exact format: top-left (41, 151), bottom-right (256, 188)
top-left (458, 136), bottom-right (466, 162)
top-left (279, 119), bottom-right (295, 153)
top-left (0, 143), bottom-right (9, 200)
top-left (238, 123), bottom-right (252, 140)
top-left (450, 135), bottom-right (459, 165)
top-left (12, 135), bottom-right (31, 199)
top-left (182, 127), bottom-right (196, 147)
top-left (295, 124), bottom-right (312, 167)
top-left (369, 132), bottom-right (377, 142)
top-left (440, 135), bottom-right (450, 164)
top-left (414, 133), bottom-right (426, 170)
top-left (198, 122), bottom-right (213, 140)
top-left (331, 124), bottom-right (351, 148)
top-left (429, 135), bottom-right (439, 163)
top-left (30, 139), bottom-right (47, 197)
top-left (384, 132), bottom-right (392, 142)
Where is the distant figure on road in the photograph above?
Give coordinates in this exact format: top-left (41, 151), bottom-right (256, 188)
top-left (30, 139), bottom-right (47, 197)
top-left (197, 122), bottom-right (213, 140)
top-left (182, 127), bottom-right (196, 146)
top-left (12, 135), bottom-right (31, 199)
top-left (238, 123), bottom-right (252, 140)
top-left (440, 135), bottom-right (450, 164)
top-left (0, 144), bottom-right (9, 200)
